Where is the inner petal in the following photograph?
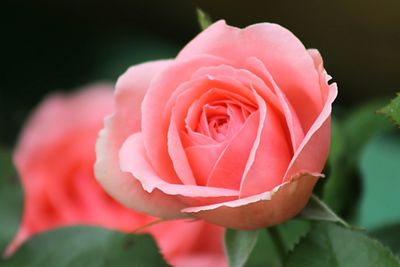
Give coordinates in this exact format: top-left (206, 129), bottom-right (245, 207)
top-left (190, 94), bottom-right (256, 144)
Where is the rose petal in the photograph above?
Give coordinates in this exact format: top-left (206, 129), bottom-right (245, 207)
top-left (245, 57), bottom-right (305, 151)
top-left (149, 219), bottom-right (226, 267)
top-left (167, 119), bottom-right (197, 185)
top-left (205, 111), bottom-right (259, 190)
top-left (182, 172), bottom-right (321, 229)
top-left (15, 84), bottom-right (114, 168)
top-left (164, 73), bottom-right (260, 187)
top-left (95, 60), bottom-right (187, 219)
top-left (185, 143), bottom-right (226, 186)
top-left (178, 20), bottom-right (323, 131)
top-left (284, 82), bottom-right (338, 181)
top-left (308, 49), bottom-right (331, 103)
top-left (141, 55), bottom-right (229, 184)
top-left (120, 132), bottom-right (240, 201)
top-left (239, 91), bottom-right (292, 198)
top-left (191, 64), bottom-right (282, 113)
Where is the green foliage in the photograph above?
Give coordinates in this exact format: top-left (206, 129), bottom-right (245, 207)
top-left (379, 93), bottom-right (400, 127)
top-left (285, 222), bottom-right (400, 267)
top-left (371, 224), bottom-right (400, 256)
top-left (298, 195), bottom-right (349, 228)
top-left (357, 134), bottom-right (400, 229)
top-left (246, 220), bottom-right (310, 267)
top-left (224, 229), bottom-right (259, 267)
top-left (0, 149), bottom-right (22, 256)
top-left (322, 101), bottom-right (394, 216)
top-left (277, 220), bottom-right (311, 253)
top-left (246, 230), bottom-right (281, 267)
top-left (196, 8), bottom-right (213, 31)
top-left (2, 227), bottom-right (167, 267)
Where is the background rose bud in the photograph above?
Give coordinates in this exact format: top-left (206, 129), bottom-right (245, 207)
top-left (95, 20), bottom-right (337, 230)
top-left (8, 84), bottom-right (226, 267)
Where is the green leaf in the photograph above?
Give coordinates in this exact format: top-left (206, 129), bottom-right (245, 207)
top-left (224, 229), bottom-right (259, 267)
top-left (357, 134), bottom-right (400, 229)
top-left (3, 226), bottom-right (167, 267)
top-left (370, 224), bottom-right (400, 256)
top-left (0, 149), bottom-right (23, 256)
top-left (278, 220), bottom-right (311, 252)
top-left (285, 223), bottom-right (400, 267)
top-left (246, 230), bottom-right (281, 267)
top-left (378, 93), bottom-right (400, 127)
top-left (196, 8), bottom-right (213, 31)
top-left (247, 220), bottom-right (310, 267)
top-left (298, 195), bottom-right (350, 228)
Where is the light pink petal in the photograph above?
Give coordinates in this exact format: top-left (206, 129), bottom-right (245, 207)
top-left (167, 119), bottom-right (197, 185)
top-left (245, 57), bottom-right (305, 151)
top-left (239, 91), bottom-right (292, 198)
top-left (15, 84), bottom-right (114, 174)
top-left (95, 60), bottom-right (187, 219)
top-left (185, 143), bottom-right (226, 186)
top-left (172, 254), bottom-right (227, 267)
top-left (120, 133), bottom-right (240, 202)
top-left (149, 219), bottom-right (226, 267)
top-left (308, 49), bottom-right (332, 103)
top-left (284, 83), bottom-right (338, 181)
top-left (166, 81), bottom-right (250, 186)
top-left (178, 20), bottom-right (323, 131)
top-left (141, 55), bottom-right (229, 184)
top-left (183, 172), bottom-right (321, 230)
top-left (206, 111), bottom-right (259, 190)
top-left (159, 71), bottom-right (261, 187)
top-left (191, 64), bottom-right (282, 113)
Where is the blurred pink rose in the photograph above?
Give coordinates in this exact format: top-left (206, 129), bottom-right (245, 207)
top-left (95, 20), bottom-right (337, 229)
top-left (7, 84), bottom-right (226, 267)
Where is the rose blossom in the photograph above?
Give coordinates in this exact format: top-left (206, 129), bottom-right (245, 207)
top-left (7, 84), bottom-right (226, 267)
top-left (95, 20), bottom-right (337, 229)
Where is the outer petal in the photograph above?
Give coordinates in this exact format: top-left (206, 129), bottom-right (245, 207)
top-left (120, 133), bottom-right (239, 202)
top-left (308, 49), bottom-right (332, 103)
top-left (177, 20), bottom-right (323, 131)
top-left (245, 57), bottom-right (305, 151)
top-left (95, 60), bottom-right (187, 219)
top-left (183, 173), bottom-right (321, 230)
top-left (284, 82), bottom-right (338, 181)
top-left (239, 91), bottom-right (292, 198)
top-left (15, 83), bottom-right (114, 166)
top-left (149, 219), bottom-right (226, 267)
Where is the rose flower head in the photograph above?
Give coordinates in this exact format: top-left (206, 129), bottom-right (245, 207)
top-left (95, 20), bottom-right (337, 229)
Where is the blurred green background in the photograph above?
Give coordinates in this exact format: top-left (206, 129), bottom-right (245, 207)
top-left (1, 0), bottom-right (400, 147)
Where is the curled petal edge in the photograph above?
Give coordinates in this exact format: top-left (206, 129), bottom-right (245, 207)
top-left (95, 116), bottom-right (187, 219)
top-left (182, 172), bottom-right (322, 230)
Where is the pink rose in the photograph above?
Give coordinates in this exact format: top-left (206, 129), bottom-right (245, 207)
top-left (95, 21), bottom-right (337, 229)
top-left (8, 84), bottom-right (226, 267)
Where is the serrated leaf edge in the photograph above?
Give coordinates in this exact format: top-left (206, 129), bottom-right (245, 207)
top-left (285, 224), bottom-right (400, 266)
top-left (377, 93), bottom-right (400, 128)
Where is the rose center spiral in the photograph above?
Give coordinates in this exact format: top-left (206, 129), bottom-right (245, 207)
top-left (195, 99), bottom-right (255, 142)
